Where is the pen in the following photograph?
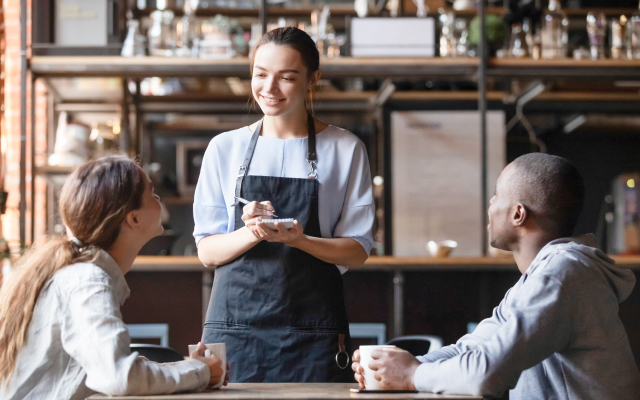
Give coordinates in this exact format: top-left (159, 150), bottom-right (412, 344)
top-left (234, 196), bottom-right (278, 217)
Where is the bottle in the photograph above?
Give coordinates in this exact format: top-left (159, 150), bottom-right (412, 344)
top-left (541, 0), bottom-right (568, 59)
top-left (508, 23), bottom-right (529, 58)
top-left (629, 1), bottom-right (640, 59)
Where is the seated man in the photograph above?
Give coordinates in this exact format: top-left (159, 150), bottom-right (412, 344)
top-left (353, 153), bottom-right (640, 399)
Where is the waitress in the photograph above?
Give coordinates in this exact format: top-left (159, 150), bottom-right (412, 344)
top-left (193, 27), bottom-right (374, 383)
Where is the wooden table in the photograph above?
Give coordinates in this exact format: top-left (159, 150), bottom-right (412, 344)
top-left (88, 383), bottom-right (481, 399)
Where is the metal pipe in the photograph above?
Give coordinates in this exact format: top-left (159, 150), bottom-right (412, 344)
top-left (393, 270), bottom-right (404, 337)
top-left (259, 0), bottom-right (267, 35)
top-left (30, 75), bottom-right (36, 243)
top-left (478, 0), bottom-right (488, 256)
top-left (19, 0), bottom-right (28, 249)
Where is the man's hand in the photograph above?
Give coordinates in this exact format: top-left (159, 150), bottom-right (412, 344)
top-left (368, 347), bottom-right (421, 390)
top-left (190, 342), bottom-right (227, 388)
top-left (351, 349), bottom-right (365, 389)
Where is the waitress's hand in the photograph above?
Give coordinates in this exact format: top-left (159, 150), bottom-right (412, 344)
top-left (241, 201), bottom-right (276, 230)
top-left (252, 219), bottom-right (304, 245)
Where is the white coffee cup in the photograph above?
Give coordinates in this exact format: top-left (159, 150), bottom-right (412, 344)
top-left (359, 345), bottom-right (396, 390)
top-left (188, 343), bottom-right (226, 389)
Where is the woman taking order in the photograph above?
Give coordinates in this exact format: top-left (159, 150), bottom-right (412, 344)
top-left (0, 156), bottom-right (226, 400)
top-left (194, 27), bottom-right (374, 383)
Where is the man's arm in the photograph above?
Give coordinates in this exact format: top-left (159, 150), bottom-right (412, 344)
top-left (413, 275), bottom-right (573, 397)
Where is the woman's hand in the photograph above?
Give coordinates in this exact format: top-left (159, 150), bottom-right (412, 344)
top-left (351, 349), bottom-right (365, 389)
top-left (190, 342), bottom-right (226, 387)
top-left (251, 219), bottom-right (304, 246)
top-left (241, 201), bottom-right (276, 230)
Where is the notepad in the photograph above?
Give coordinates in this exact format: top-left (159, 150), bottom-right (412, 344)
top-left (262, 218), bottom-right (295, 230)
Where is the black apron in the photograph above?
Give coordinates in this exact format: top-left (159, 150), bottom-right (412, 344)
top-left (203, 115), bottom-right (352, 383)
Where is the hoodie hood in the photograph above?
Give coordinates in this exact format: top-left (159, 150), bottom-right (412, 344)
top-left (530, 233), bottom-right (636, 303)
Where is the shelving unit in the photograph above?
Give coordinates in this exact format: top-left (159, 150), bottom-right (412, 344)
top-left (18, 2), bottom-right (640, 340)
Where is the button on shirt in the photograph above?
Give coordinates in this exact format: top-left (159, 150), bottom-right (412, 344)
top-left (0, 250), bottom-right (210, 400)
top-left (193, 125), bottom-right (375, 273)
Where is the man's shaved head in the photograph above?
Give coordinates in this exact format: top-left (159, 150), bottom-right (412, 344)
top-left (509, 153), bottom-right (585, 237)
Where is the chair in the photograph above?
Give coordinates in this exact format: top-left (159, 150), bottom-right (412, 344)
top-left (349, 323), bottom-right (386, 345)
top-left (127, 323), bottom-right (169, 347)
top-left (130, 344), bottom-right (185, 363)
top-left (386, 335), bottom-right (444, 356)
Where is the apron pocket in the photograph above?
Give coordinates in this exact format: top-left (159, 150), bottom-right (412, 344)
top-left (290, 325), bottom-right (347, 334)
top-left (204, 320), bottom-right (250, 331)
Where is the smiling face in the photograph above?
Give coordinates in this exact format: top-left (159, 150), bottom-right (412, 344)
top-left (488, 163), bottom-right (519, 251)
top-left (251, 43), bottom-right (317, 117)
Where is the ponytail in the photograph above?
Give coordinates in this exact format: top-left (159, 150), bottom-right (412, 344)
top-left (0, 155), bottom-right (146, 384)
top-left (0, 238), bottom-right (99, 383)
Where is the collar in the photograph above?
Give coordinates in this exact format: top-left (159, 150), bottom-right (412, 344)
top-left (94, 249), bottom-right (131, 305)
top-left (525, 233), bottom-right (598, 278)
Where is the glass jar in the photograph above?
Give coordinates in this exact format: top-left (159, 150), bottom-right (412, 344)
top-left (508, 23), bottom-right (529, 58)
top-left (629, 2), bottom-right (640, 59)
top-left (541, 0), bottom-right (568, 59)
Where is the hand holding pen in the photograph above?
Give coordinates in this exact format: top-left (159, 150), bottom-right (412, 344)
top-left (238, 196), bottom-right (278, 230)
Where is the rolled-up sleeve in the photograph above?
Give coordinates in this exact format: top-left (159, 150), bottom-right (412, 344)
top-left (61, 280), bottom-right (210, 395)
top-left (193, 141), bottom-right (229, 245)
top-left (333, 140), bottom-right (375, 271)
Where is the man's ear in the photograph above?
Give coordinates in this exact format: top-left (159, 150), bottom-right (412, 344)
top-left (512, 203), bottom-right (527, 227)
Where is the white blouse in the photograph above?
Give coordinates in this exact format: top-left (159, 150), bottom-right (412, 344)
top-left (0, 250), bottom-right (209, 400)
top-left (193, 124), bottom-right (375, 272)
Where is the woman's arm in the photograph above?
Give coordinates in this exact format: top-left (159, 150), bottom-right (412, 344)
top-left (289, 235), bottom-right (368, 267)
top-left (252, 220), bottom-right (369, 267)
top-left (197, 227), bottom-right (260, 267)
top-left (197, 201), bottom-right (275, 267)
top-left (61, 278), bottom-right (212, 396)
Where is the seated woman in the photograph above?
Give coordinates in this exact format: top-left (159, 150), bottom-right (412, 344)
top-left (0, 156), bottom-right (227, 400)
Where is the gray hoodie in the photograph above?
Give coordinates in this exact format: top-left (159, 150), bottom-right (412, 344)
top-left (413, 234), bottom-right (640, 399)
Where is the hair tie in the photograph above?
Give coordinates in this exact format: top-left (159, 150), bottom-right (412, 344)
top-left (69, 237), bottom-right (84, 247)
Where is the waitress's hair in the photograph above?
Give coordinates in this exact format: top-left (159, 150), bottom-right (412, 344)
top-left (0, 155), bottom-right (146, 384)
top-left (249, 26), bottom-right (320, 114)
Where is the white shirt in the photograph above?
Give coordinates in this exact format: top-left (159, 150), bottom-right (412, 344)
top-left (193, 124), bottom-right (375, 273)
top-left (0, 250), bottom-right (209, 400)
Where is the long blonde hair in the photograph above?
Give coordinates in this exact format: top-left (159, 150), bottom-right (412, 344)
top-left (0, 156), bottom-right (146, 384)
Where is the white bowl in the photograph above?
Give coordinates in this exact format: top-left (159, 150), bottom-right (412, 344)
top-left (426, 240), bottom-right (458, 257)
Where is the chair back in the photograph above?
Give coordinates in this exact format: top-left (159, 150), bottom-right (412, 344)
top-left (386, 335), bottom-right (443, 356)
top-left (130, 344), bottom-right (184, 363)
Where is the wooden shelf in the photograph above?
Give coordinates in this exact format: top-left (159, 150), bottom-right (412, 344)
top-left (130, 255), bottom-right (640, 272)
top-left (488, 58), bottom-right (640, 79)
top-left (133, 5), bottom-right (370, 18)
top-left (30, 56), bottom-right (479, 79)
top-left (31, 56), bottom-right (640, 81)
top-left (34, 165), bottom-right (77, 175)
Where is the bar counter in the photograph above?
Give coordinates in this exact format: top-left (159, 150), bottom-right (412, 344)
top-left (131, 255), bottom-right (640, 272)
top-left (88, 383), bottom-right (481, 400)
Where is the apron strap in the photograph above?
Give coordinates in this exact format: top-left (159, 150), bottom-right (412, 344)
top-left (335, 333), bottom-right (350, 369)
top-left (233, 119), bottom-right (262, 206)
top-left (306, 114), bottom-right (318, 179)
top-left (234, 115), bottom-right (317, 206)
